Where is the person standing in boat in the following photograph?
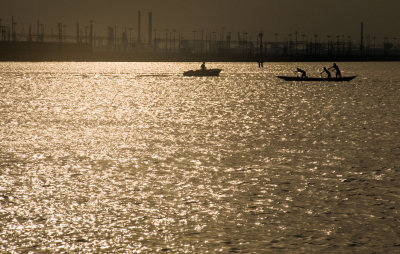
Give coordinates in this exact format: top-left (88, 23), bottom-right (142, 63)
top-left (296, 68), bottom-right (308, 78)
top-left (329, 63), bottom-right (342, 78)
top-left (320, 66), bottom-right (332, 79)
top-left (201, 62), bottom-right (206, 71)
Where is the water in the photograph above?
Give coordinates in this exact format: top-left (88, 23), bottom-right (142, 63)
top-left (1, 62), bottom-right (400, 253)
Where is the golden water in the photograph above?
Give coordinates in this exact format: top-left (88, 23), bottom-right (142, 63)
top-left (1, 62), bottom-right (400, 252)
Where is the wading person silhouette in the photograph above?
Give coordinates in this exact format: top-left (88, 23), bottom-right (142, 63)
top-left (329, 63), bottom-right (342, 78)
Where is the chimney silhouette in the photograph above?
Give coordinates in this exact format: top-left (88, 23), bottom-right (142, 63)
top-left (360, 21), bottom-right (364, 55)
top-left (148, 12), bottom-right (152, 45)
top-left (11, 16), bottom-right (16, 41)
top-left (137, 11), bottom-right (141, 43)
top-left (76, 22), bottom-right (80, 43)
top-left (89, 20), bottom-right (93, 46)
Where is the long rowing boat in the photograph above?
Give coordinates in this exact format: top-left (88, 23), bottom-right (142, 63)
top-left (277, 75), bottom-right (357, 82)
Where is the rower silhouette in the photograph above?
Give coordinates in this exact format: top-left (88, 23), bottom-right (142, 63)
top-left (296, 68), bottom-right (307, 78)
top-left (329, 63), bottom-right (342, 78)
top-left (201, 62), bottom-right (206, 71)
top-left (320, 66), bottom-right (331, 79)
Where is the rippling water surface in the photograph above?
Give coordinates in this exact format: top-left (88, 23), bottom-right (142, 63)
top-left (1, 62), bottom-right (400, 253)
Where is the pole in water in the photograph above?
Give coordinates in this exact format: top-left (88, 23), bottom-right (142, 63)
top-left (258, 32), bottom-right (264, 68)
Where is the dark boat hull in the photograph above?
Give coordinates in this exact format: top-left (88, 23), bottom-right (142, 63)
top-left (183, 69), bottom-right (222, 77)
top-left (277, 75), bottom-right (357, 82)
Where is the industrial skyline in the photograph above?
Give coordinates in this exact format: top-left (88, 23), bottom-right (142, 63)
top-left (1, 1), bottom-right (399, 61)
top-left (1, 13), bottom-right (398, 46)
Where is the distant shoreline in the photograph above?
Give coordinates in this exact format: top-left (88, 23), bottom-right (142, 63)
top-left (1, 41), bottom-right (399, 62)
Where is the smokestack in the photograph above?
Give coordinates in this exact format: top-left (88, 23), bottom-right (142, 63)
top-left (137, 10), bottom-right (141, 43)
top-left (148, 12), bottom-right (152, 45)
top-left (77, 22), bottom-right (80, 43)
top-left (37, 20), bottom-right (40, 41)
top-left (11, 16), bottom-right (16, 41)
top-left (58, 22), bottom-right (63, 42)
top-left (28, 24), bottom-right (32, 41)
top-left (360, 21), bottom-right (364, 54)
top-left (89, 20), bottom-right (93, 45)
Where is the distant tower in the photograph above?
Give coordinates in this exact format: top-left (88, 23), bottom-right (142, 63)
top-left (89, 20), bottom-right (93, 45)
top-left (148, 12), bottom-right (152, 45)
top-left (360, 21), bottom-right (364, 55)
top-left (137, 11), bottom-right (141, 43)
top-left (57, 23), bottom-right (63, 42)
top-left (11, 16), bottom-right (16, 41)
top-left (28, 24), bottom-right (32, 41)
top-left (76, 22), bottom-right (80, 43)
top-left (107, 27), bottom-right (115, 48)
top-left (37, 20), bottom-right (40, 41)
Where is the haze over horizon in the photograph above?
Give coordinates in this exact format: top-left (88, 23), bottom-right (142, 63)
top-left (1, 0), bottom-right (399, 41)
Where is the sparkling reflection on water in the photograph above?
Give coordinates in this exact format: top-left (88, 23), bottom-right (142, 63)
top-left (1, 62), bottom-right (400, 253)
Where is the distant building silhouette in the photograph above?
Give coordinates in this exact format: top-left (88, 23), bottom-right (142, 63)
top-left (0, 16), bottom-right (399, 61)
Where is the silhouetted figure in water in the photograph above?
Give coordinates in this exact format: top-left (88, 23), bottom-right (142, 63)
top-left (257, 57), bottom-right (264, 68)
top-left (201, 62), bottom-right (206, 71)
top-left (321, 66), bottom-right (331, 79)
top-left (329, 63), bottom-right (342, 78)
top-left (296, 68), bottom-right (307, 78)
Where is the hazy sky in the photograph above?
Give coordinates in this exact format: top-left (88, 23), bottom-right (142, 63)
top-left (1, 0), bottom-right (399, 40)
